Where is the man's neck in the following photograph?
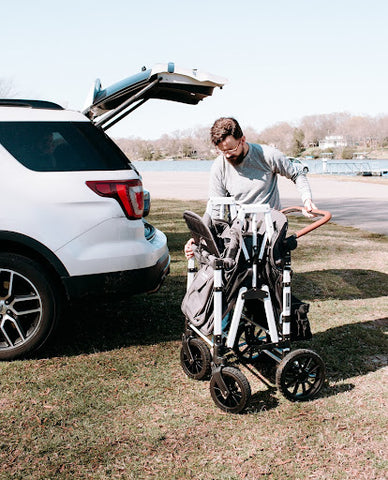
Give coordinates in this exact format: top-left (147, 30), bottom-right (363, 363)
top-left (243, 143), bottom-right (249, 157)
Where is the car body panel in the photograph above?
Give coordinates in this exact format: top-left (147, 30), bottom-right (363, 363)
top-left (56, 217), bottom-right (168, 276)
top-left (82, 62), bottom-right (227, 123)
top-left (62, 250), bottom-right (170, 298)
top-left (0, 106), bottom-right (85, 122)
top-left (0, 145), bottom-right (140, 249)
top-left (0, 113), bottom-right (168, 281)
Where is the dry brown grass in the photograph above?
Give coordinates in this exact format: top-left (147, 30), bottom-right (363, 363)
top-left (0, 200), bottom-right (386, 479)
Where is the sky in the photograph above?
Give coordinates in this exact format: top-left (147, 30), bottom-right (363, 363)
top-left (2, 0), bottom-right (388, 140)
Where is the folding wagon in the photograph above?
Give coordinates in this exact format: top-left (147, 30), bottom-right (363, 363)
top-left (180, 198), bottom-right (331, 413)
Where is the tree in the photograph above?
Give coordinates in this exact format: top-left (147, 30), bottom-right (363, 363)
top-left (257, 122), bottom-right (294, 154)
top-left (299, 112), bottom-right (351, 147)
top-left (139, 142), bottom-right (155, 161)
top-left (291, 128), bottom-right (305, 157)
top-left (114, 112), bottom-right (388, 160)
top-left (242, 126), bottom-right (260, 143)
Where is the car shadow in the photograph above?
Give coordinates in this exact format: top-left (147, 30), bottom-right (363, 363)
top-left (44, 278), bottom-right (187, 357)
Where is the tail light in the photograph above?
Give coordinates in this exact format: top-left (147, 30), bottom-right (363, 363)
top-left (86, 179), bottom-right (144, 219)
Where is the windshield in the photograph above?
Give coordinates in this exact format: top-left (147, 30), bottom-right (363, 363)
top-left (0, 121), bottom-right (133, 171)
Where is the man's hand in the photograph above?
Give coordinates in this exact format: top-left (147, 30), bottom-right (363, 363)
top-left (303, 199), bottom-right (317, 217)
top-left (184, 238), bottom-right (195, 259)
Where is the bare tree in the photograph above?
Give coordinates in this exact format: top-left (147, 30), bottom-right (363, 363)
top-left (242, 125), bottom-right (260, 143)
top-left (257, 121), bottom-right (295, 154)
top-left (114, 112), bottom-right (388, 160)
top-left (375, 115), bottom-right (388, 146)
top-left (300, 113), bottom-right (351, 147)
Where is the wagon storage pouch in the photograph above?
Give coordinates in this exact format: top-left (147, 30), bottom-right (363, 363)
top-left (181, 264), bottom-right (214, 329)
top-left (290, 298), bottom-right (312, 341)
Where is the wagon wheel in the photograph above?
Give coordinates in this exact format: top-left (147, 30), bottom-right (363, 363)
top-left (210, 366), bottom-right (251, 414)
top-left (233, 322), bottom-right (268, 361)
top-left (276, 349), bottom-right (325, 402)
top-left (180, 337), bottom-right (211, 380)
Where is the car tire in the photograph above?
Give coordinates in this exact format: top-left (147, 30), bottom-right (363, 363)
top-left (0, 253), bottom-right (60, 360)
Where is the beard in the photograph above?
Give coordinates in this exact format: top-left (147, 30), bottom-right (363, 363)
top-left (226, 150), bottom-right (245, 166)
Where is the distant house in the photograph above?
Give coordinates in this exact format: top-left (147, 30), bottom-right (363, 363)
top-left (318, 135), bottom-right (347, 149)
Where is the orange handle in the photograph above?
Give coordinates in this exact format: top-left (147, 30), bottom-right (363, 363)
top-left (280, 206), bottom-right (332, 238)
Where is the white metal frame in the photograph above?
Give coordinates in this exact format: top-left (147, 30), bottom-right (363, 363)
top-left (187, 198), bottom-right (291, 355)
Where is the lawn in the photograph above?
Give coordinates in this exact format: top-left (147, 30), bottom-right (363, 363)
top-left (0, 199), bottom-right (387, 480)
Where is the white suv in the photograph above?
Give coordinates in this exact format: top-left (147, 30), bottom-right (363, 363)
top-left (0, 63), bottom-right (225, 359)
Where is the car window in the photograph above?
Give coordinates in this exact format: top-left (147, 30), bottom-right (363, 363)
top-left (0, 121), bottom-right (133, 171)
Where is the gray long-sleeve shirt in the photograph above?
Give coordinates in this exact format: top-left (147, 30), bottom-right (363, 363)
top-left (207, 143), bottom-right (312, 213)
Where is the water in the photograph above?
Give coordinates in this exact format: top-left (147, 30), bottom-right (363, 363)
top-left (134, 158), bottom-right (388, 175)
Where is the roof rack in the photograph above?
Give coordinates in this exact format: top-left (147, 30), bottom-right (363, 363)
top-left (0, 99), bottom-right (64, 110)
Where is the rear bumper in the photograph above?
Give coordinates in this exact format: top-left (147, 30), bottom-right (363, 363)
top-left (62, 251), bottom-right (170, 299)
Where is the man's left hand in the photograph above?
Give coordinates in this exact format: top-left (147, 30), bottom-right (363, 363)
top-left (303, 199), bottom-right (317, 217)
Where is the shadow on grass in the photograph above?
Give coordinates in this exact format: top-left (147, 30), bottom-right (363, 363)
top-left (45, 294), bottom-right (387, 382)
top-left (242, 316), bottom-right (387, 409)
top-left (293, 269), bottom-right (388, 300)
top-left (311, 317), bottom-right (388, 380)
top-left (41, 264), bottom-right (387, 400)
top-left (247, 389), bottom-right (279, 413)
top-left (43, 278), bottom-right (187, 358)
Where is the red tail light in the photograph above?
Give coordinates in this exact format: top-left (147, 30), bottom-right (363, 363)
top-left (86, 179), bottom-right (144, 219)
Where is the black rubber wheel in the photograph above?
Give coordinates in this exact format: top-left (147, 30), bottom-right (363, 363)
top-left (303, 166), bottom-right (309, 173)
top-left (0, 253), bottom-right (61, 360)
top-left (233, 322), bottom-right (268, 361)
top-left (276, 349), bottom-right (325, 402)
top-left (180, 337), bottom-right (211, 380)
top-left (210, 366), bottom-right (251, 414)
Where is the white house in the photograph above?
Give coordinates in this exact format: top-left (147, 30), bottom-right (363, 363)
top-left (318, 135), bottom-right (347, 149)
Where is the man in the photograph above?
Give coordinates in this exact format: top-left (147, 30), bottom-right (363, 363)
top-left (208, 117), bottom-right (315, 212)
top-left (184, 117), bottom-right (317, 258)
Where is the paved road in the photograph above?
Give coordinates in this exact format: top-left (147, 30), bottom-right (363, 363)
top-left (141, 172), bottom-right (388, 236)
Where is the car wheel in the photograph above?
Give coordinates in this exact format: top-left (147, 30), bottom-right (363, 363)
top-left (0, 253), bottom-right (60, 360)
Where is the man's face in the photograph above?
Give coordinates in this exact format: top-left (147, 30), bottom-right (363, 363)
top-left (217, 135), bottom-right (246, 165)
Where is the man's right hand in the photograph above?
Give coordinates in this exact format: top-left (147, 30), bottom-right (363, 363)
top-left (184, 238), bottom-right (195, 259)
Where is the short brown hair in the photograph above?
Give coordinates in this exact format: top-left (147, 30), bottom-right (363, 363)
top-left (210, 117), bottom-right (244, 146)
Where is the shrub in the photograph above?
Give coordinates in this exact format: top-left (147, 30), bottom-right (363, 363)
top-left (341, 146), bottom-right (355, 159)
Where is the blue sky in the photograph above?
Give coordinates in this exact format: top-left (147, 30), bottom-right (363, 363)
top-left (2, 0), bottom-right (387, 139)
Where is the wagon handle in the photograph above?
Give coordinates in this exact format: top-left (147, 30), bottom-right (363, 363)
top-left (280, 206), bottom-right (332, 238)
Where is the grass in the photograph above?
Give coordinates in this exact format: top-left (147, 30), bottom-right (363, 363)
top-left (0, 199), bottom-right (387, 480)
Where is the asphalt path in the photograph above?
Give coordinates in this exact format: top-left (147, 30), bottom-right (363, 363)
top-left (141, 172), bottom-right (388, 236)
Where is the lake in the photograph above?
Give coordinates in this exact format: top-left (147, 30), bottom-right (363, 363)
top-left (133, 158), bottom-right (388, 175)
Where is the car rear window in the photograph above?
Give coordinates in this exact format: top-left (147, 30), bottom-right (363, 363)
top-left (0, 121), bottom-right (133, 171)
